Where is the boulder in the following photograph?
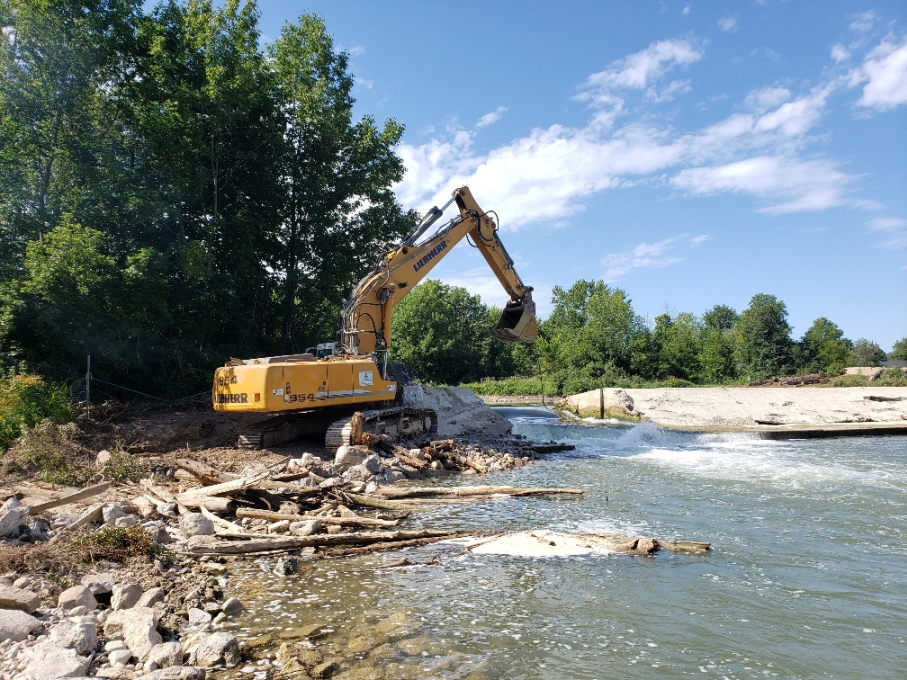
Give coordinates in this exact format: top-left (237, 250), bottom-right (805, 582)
top-left (148, 641), bottom-right (182, 668)
top-left (104, 606), bottom-right (161, 662)
top-left (187, 607), bottom-right (212, 626)
top-left (143, 521), bottom-right (171, 544)
top-left (96, 449), bottom-right (112, 467)
top-left (290, 519), bottom-right (321, 537)
top-left (180, 513), bottom-right (214, 539)
top-left (58, 585), bottom-right (97, 612)
top-left (108, 648), bottom-right (132, 665)
top-left (0, 584), bottom-right (41, 613)
top-left (102, 504), bottom-right (127, 525)
top-left (220, 597), bottom-right (244, 616)
top-left (273, 556), bottom-right (298, 576)
top-left (334, 445), bottom-right (369, 472)
top-left (21, 641), bottom-right (88, 680)
top-left (136, 587), bottom-right (166, 608)
top-left (0, 608), bottom-right (41, 642)
top-left (362, 454), bottom-right (383, 475)
top-left (342, 464), bottom-right (373, 482)
top-left (189, 632), bottom-right (240, 667)
top-left (114, 514), bottom-right (141, 529)
top-left (81, 572), bottom-right (117, 595)
top-left (0, 498), bottom-right (29, 538)
top-left (48, 618), bottom-right (97, 654)
top-left (112, 583), bottom-right (142, 610)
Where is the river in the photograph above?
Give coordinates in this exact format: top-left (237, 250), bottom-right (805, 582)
top-left (222, 407), bottom-right (907, 679)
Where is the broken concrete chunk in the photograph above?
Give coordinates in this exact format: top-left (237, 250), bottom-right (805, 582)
top-left (58, 585), bottom-right (97, 612)
top-left (0, 609), bottom-right (41, 642)
top-left (111, 583), bottom-right (142, 610)
top-left (0, 584), bottom-right (41, 613)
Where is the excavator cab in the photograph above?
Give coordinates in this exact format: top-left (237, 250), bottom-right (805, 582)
top-left (490, 296), bottom-right (538, 343)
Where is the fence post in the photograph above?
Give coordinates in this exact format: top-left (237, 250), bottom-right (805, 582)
top-left (86, 355), bottom-right (91, 417)
top-left (599, 387), bottom-right (604, 420)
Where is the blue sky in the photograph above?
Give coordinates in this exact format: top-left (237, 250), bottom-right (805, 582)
top-left (256, 0), bottom-right (906, 351)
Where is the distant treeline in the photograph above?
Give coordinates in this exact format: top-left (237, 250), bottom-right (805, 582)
top-left (391, 280), bottom-right (907, 393)
top-left (0, 1), bottom-right (412, 397)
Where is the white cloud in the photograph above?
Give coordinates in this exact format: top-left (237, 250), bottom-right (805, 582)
top-left (718, 18), bottom-right (738, 33)
top-left (867, 217), bottom-right (907, 232)
top-left (856, 36), bottom-right (907, 110)
top-left (395, 34), bottom-right (872, 228)
top-left (682, 6), bottom-right (691, 16)
top-left (646, 79), bottom-right (692, 102)
top-left (602, 234), bottom-right (708, 282)
top-left (831, 44), bottom-right (851, 63)
top-left (850, 11), bottom-right (875, 34)
top-left (476, 106), bottom-right (508, 128)
top-left (671, 155), bottom-right (860, 214)
top-left (745, 86), bottom-right (791, 112)
top-left (581, 38), bottom-right (702, 95)
top-left (346, 44), bottom-right (366, 57)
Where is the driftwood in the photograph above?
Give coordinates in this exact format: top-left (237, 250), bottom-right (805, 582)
top-left (463, 457), bottom-right (488, 474)
top-left (49, 504), bottom-right (104, 544)
top-left (235, 507), bottom-right (398, 529)
top-left (174, 472), bottom-right (268, 506)
top-left (322, 536), bottom-right (460, 557)
top-left (140, 479), bottom-right (176, 502)
top-left (200, 506), bottom-right (247, 534)
top-left (343, 492), bottom-right (416, 512)
top-left (393, 450), bottom-right (426, 470)
top-left (184, 528), bottom-right (465, 555)
top-left (27, 482), bottom-right (111, 515)
top-left (173, 459), bottom-right (237, 485)
top-left (581, 532), bottom-right (710, 555)
top-left (177, 496), bottom-right (236, 513)
top-left (373, 486), bottom-right (586, 500)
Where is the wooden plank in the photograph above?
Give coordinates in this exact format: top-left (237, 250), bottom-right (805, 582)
top-left (26, 482), bottom-right (111, 515)
top-left (184, 529), bottom-right (465, 555)
top-left (174, 472), bottom-right (268, 505)
top-left (49, 504), bottom-right (103, 544)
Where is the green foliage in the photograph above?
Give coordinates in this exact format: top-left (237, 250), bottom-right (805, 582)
top-left (100, 450), bottom-right (144, 482)
top-left (652, 312), bottom-right (702, 380)
top-left (828, 374), bottom-right (869, 387)
top-left (876, 368), bottom-right (907, 386)
top-left (800, 317), bottom-right (849, 374)
top-left (889, 337), bottom-right (907, 361)
top-left (9, 420), bottom-right (84, 485)
top-left (391, 280), bottom-right (516, 385)
top-left (0, 374), bottom-right (74, 451)
top-left (735, 293), bottom-right (794, 379)
top-left (0, 1), bottom-right (410, 397)
top-left (464, 377), bottom-right (560, 397)
top-left (848, 338), bottom-right (886, 367)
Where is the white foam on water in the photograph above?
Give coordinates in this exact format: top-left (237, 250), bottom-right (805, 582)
top-left (630, 444), bottom-right (899, 489)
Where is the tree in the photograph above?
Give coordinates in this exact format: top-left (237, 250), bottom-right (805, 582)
top-left (800, 317), bottom-right (849, 374)
top-left (735, 293), bottom-right (794, 379)
top-left (270, 15), bottom-right (412, 351)
top-left (652, 312), bottom-right (702, 380)
top-left (848, 338), bottom-right (886, 367)
top-left (888, 337), bottom-right (907, 361)
top-left (390, 280), bottom-right (498, 385)
top-left (699, 304), bottom-right (739, 383)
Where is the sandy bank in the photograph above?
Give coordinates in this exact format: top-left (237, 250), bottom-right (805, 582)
top-left (557, 387), bottom-right (907, 437)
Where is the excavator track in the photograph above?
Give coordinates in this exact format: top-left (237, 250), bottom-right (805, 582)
top-left (324, 407), bottom-right (438, 451)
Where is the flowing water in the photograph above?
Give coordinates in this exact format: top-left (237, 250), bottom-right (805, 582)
top-left (222, 407), bottom-right (907, 679)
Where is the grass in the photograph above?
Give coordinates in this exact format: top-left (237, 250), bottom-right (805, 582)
top-left (0, 525), bottom-right (168, 578)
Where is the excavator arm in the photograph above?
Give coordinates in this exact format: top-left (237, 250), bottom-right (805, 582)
top-left (339, 186), bottom-right (537, 356)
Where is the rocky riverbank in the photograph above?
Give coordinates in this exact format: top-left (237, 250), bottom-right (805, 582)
top-left (0, 389), bottom-right (575, 679)
top-left (557, 386), bottom-right (907, 436)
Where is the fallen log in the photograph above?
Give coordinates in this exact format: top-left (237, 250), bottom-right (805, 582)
top-left (174, 471), bottom-right (268, 506)
top-left (173, 459), bottom-right (237, 485)
top-left (373, 485), bottom-right (586, 500)
top-left (235, 507), bottom-right (399, 529)
top-left (322, 535), bottom-right (463, 557)
top-left (26, 482), bottom-right (111, 515)
top-left (393, 450), bottom-right (426, 470)
top-left (184, 529), bottom-right (464, 555)
top-left (343, 492), bottom-right (416, 512)
top-left (177, 496), bottom-right (236, 514)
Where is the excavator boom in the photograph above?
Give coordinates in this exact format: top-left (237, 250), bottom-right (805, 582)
top-left (339, 186), bottom-right (537, 356)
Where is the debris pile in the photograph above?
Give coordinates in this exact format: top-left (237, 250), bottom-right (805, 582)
top-left (746, 373), bottom-right (828, 387)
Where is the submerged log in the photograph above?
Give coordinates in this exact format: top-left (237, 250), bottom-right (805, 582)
top-left (373, 485), bottom-right (586, 500)
top-left (184, 529), bottom-right (464, 555)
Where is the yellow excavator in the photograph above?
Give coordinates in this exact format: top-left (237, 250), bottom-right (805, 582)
top-left (212, 186), bottom-right (537, 449)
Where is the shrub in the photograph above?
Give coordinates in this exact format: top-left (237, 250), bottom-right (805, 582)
top-left (6, 420), bottom-right (89, 485)
top-left (0, 374), bottom-right (74, 451)
top-left (876, 368), bottom-right (907, 387)
top-left (828, 374), bottom-right (869, 387)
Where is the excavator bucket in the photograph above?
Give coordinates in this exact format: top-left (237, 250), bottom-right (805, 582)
top-left (490, 298), bottom-right (538, 343)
